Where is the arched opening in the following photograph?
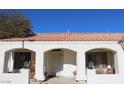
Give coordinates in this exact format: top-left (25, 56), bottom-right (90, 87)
top-left (85, 48), bottom-right (117, 74)
top-left (44, 48), bottom-right (77, 79)
top-left (4, 48), bottom-right (36, 79)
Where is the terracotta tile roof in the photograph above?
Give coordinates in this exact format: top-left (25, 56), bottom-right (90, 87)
top-left (1, 32), bottom-right (124, 42)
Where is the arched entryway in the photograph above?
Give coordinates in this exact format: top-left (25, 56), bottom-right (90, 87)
top-left (4, 48), bottom-right (36, 79)
top-left (85, 48), bottom-right (118, 74)
top-left (44, 48), bottom-right (77, 79)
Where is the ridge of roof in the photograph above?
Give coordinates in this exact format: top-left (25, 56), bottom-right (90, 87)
top-left (34, 32), bottom-right (124, 35)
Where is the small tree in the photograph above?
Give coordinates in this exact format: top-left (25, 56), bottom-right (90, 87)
top-left (0, 10), bottom-right (33, 39)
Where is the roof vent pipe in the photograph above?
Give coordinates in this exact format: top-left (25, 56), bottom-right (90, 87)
top-left (22, 40), bottom-right (24, 48)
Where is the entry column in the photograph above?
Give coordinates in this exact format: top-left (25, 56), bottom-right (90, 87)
top-left (35, 50), bottom-right (45, 81)
top-left (75, 51), bottom-right (86, 81)
top-left (0, 50), bottom-right (5, 73)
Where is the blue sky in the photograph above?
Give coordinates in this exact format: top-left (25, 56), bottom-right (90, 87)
top-left (22, 9), bottom-right (124, 33)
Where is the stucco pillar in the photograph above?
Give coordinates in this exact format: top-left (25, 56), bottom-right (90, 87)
top-left (116, 50), bottom-right (124, 75)
top-left (8, 51), bottom-right (14, 72)
top-left (0, 51), bottom-right (5, 73)
top-left (35, 50), bottom-right (45, 81)
top-left (75, 51), bottom-right (86, 81)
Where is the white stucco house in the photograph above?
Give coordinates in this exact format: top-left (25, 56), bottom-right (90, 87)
top-left (0, 32), bottom-right (124, 84)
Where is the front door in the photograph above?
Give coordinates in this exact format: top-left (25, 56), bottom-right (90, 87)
top-left (51, 50), bottom-right (62, 76)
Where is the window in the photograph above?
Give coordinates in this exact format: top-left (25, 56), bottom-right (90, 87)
top-left (86, 50), bottom-right (115, 74)
top-left (14, 52), bottom-right (31, 69)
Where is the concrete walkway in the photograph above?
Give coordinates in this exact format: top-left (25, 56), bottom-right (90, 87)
top-left (41, 77), bottom-right (84, 84)
top-left (30, 77), bottom-right (86, 84)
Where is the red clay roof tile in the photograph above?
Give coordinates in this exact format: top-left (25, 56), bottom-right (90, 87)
top-left (1, 33), bottom-right (124, 42)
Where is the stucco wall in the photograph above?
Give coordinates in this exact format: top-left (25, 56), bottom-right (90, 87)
top-left (1, 41), bottom-right (124, 83)
top-left (0, 69), bottom-right (29, 84)
top-left (62, 49), bottom-right (76, 77)
top-left (87, 69), bottom-right (124, 84)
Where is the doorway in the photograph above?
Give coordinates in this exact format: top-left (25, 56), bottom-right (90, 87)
top-left (44, 48), bottom-right (77, 78)
top-left (51, 49), bottom-right (63, 76)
